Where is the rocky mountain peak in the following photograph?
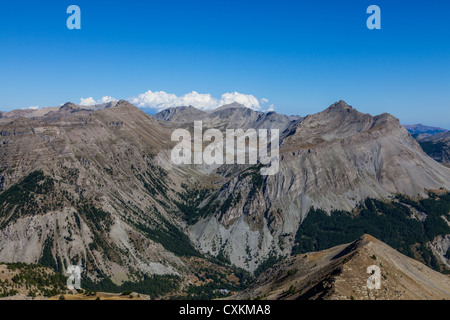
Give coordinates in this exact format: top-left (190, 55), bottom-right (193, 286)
top-left (94, 100), bottom-right (153, 120)
top-left (60, 102), bottom-right (79, 110)
top-left (113, 99), bottom-right (136, 109)
top-left (323, 100), bottom-right (358, 114)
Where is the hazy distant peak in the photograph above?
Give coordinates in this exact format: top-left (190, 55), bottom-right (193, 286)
top-left (154, 105), bottom-right (207, 122)
top-left (309, 101), bottom-right (367, 122)
top-left (212, 102), bottom-right (248, 112)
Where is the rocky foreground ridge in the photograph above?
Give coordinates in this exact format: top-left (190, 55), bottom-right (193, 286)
top-left (231, 234), bottom-right (450, 300)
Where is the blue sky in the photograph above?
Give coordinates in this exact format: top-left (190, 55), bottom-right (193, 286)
top-left (0, 0), bottom-right (449, 128)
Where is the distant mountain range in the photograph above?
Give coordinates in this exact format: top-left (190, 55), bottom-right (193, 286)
top-left (0, 100), bottom-right (449, 299)
top-left (400, 124), bottom-right (450, 165)
top-left (412, 131), bottom-right (450, 165)
top-left (403, 124), bottom-right (448, 135)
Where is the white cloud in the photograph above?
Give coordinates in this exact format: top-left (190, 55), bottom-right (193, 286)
top-left (128, 90), bottom-right (263, 111)
top-left (80, 96), bottom-right (117, 106)
top-left (268, 104), bottom-right (276, 112)
top-left (78, 91), bottom-right (270, 112)
top-left (218, 92), bottom-right (261, 110)
top-left (128, 90), bottom-right (218, 111)
top-left (80, 97), bottom-right (96, 106)
top-left (20, 106), bottom-right (40, 110)
top-left (179, 91), bottom-right (218, 110)
top-left (99, 96), bottom-right (116, 104)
